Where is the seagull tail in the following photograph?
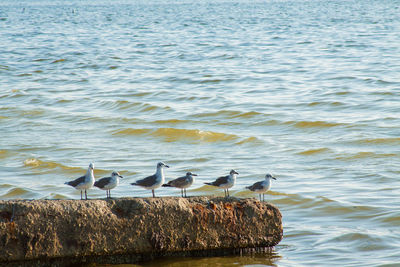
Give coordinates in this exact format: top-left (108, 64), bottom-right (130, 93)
top-left (130, 182), bottom-right (137, 186)
top-left (162, 184), bottom-right (171, 187)
top-left (204, 182), bottom-right (212, 185)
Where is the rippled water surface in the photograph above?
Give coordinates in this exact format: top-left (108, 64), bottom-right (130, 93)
top-left (1, 0), bottom-right (400, 266)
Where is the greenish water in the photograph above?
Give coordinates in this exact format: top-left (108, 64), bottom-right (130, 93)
top-left (1, 0), bottom-right (400, 266)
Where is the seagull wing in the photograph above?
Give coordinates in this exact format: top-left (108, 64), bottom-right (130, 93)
top-left (208, 175), bottom-right (229, 186)
top-left (247, 181), bottom-right (263, 191)
top-left (94, 177), bottom-right (112, 189)
top-left (65, 175), bottom-right (85, 187)
top-left (132, 174), bottom-right (157, 187)
top-left (168, 176), bottom-right (189, 188)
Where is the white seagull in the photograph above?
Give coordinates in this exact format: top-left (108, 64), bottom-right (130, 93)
top-left (204, 169), bottom-right (238, 197)
top-left (94, 171), bottom-right (123, 198)
top-left (64, 163), bottom-right (95, 200)
top-left (131, 162), bottom-right (169, 197)
top-left (162, 172), bottom-right (197, 197)
top-left (246, 173), bottom-right (276, 201)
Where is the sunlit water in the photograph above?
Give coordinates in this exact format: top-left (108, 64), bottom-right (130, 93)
top-left (1, 0), bottom-right (400, 266)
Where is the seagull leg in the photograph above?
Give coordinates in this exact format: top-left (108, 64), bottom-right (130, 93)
top-left (181, 189), bottom-right (184, 197)
top-left (85, 190), bottom-right (88, 200)
top-left (80, 190), bottom-right (83, 200)
top-left (262, 194), bottom-right (265, 202)
top-left (152, 189), bottom-right (155, 198)
top-left (227, 188), bottom-right (230, 197)
top-left (184, 189), bottom-right (187, 198)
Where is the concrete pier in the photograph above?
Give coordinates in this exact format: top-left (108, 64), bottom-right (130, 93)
top-left (0, 197), bottom-right (283, 266)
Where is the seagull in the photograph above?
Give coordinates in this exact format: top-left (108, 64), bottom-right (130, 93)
top-left (162, 172), bottom-right (197, 197)
top-left (131, 162), bottom-right (169, 197)
top-left (246, 174), bottom-right (276, 201)
top-left (204, 169), bottom-right (238, 197)
top-left (64, 163), bottom-right (95, 200)
top-left (94, 171), bottom-right (123, 198)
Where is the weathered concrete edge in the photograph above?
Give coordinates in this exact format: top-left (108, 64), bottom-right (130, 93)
top-left (0, 197), bottom-right (283, 266)
top-left (4, 247), bottom-right (278, 267)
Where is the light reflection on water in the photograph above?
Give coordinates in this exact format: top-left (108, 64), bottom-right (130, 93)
top-left (1, 0), bottom-right (400, 266)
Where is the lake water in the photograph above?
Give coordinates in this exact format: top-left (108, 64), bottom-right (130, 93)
top-left (1, 0), bottom-right (400, 266)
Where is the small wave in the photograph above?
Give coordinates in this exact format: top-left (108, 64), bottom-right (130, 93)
top-left (274, 194), bottom-right (314, 207)
top-left (0, 184), bottom-right (13, 189)
top-left (114, 100), bottom-right (143, 110)
top-left (327, 232), bottom-right (386, 251)
top-left (151, 128), bottom-right (238, 143)
top-left (235, 137), bottom-right (263, 145)
top-left (16, 109), bottom-right (46, 117)
top-left (23, 158), bottom-right (85, 173)
top-left (0, 64), bottom-right (9, 70)
top-left (23, 158), bottom-right (112, 177)
top-left (51, 59), bottom-right (66, 64)
top-left (0, 150), bottom-right (8, 159)
top-left (355, 137), bottom-right (400, 145)
top-left (199, 79), bottom-right (222, 84)
top-left (192, 110), bottom-right (232, 118)
top-left (297, 148), bottom-right (331, 155)
top-left (307, 101), bottom-right (344, 107)
top-left (335, 152), bottom-right (397, 160)
top-left (43, 193), bottom-right (69, 200)
top-left (233, 111), bottom-right (264, 119)
top-left (113, 128), bottom-right (152, 136)
top-left (192, 110), bottom-right (264, 120)
top-left (288, 120), bottom-right (344, 128)
top-left (126, 92), bottom-right (153, 97)
top-left (176, 95), bottom-right (214, 101)
top-left (1, 187), bottom-right (38, 199)
top-left (254, 120), bottom-right (282, 126)
top-left (113, 127), bottom-right (240, 143)
top-left (274, 194), bottom-right (365, 215)
top-left (33, 58), bottom-right (49, 62)
top-left (141, 104), bottom-right (171, 112)
top-left (377, 212), bottom-right (400, 227)
top-left (17, 73), bottom-right (32, 77)
top-left (153, 119), bottom-right (192, 124)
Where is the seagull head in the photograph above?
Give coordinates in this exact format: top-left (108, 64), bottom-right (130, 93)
top-left (158, 162), bottom-right (170, 168)
top-left (265, 173), bottom-right (276, 180)
top-left (230, 169), bottom-right (239, 175)
top-left (112, 171), bottom-right (123, 178)
top-left (89, 163), bottom-right (94, 170)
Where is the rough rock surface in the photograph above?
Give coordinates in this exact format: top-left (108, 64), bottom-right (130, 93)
top-left (0, 197), bottom-right (283, 266)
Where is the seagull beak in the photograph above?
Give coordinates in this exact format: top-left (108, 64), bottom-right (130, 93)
top-left (272, 176), bottom-right (277, 180)
top-left (235, 171), bottom-right (239, 175)
top-left (165, 164), bottom-right (170, 168)
top-left (119, 175), bottom-right (124, 178)
top-left (192, 173), bottom-right (198, 176)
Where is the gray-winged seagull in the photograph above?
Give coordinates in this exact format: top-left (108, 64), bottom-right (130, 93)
top-left (64, 163), bottom-right (95, 200)
top-left (131, 162), bottom-right (169, 197)
top-left (94, 171), bottom-right (123, 198)
top-left (204, 169), bottom-right (238, 197)
top-left (246, 173), bottom-right (276, 201)
top-left (162, 171), bottom-right (197, 197)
